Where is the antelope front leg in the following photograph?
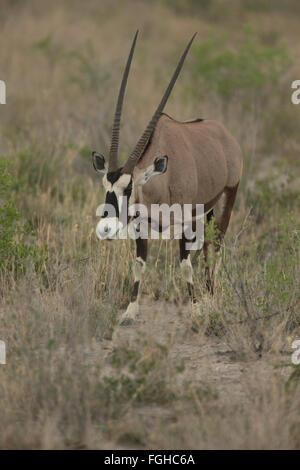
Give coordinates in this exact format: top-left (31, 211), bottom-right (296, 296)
top-left (179, 235), bottom-right (206, 329)
top-left (119, 238), bottom-right (147, 325)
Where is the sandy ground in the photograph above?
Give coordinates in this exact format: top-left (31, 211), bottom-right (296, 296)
top-left (101, 298), bottom-right (291, 411)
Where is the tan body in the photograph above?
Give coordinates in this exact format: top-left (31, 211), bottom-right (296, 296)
top-left (134, 113), bottom-right (242, 211)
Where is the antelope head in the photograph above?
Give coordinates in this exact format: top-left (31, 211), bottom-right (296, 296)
top-left (92, 31), bottom-right (196, 239)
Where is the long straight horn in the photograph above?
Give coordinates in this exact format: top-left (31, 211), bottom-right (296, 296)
top-left (108, 30), bottom-right (139, 172)
top-left (122, 33), bottom-right (197, 175)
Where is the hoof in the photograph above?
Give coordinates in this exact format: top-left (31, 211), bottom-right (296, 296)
top-left (190, 302), bottom-right (205, 331)
top-left (119, 316), bottom-right (134, 326)
top-left (119, 301), bottom-right (139, 326)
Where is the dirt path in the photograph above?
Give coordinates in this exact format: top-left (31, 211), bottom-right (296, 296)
top-left (102, 298), bottom-right (290, 408)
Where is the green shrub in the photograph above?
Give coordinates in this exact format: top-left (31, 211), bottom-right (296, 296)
top-left (0, 157), bottom-right (47, 277)
top-left (246, 175), bottom-right (299, 224)
top-left (14, 146), bottom-right (62, 196)
top-left (32, 33), bottom-right (66, 65)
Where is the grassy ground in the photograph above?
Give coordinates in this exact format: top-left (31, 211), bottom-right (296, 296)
top-left (0, 0), bottom-right (299, 449)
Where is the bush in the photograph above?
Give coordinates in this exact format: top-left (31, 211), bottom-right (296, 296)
top-left (0, 157), bottom-right (47, 277)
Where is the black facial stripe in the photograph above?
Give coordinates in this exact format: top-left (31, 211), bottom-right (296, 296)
top-left (107, 169), bottom-right (123, 185)
top-left (124, 180), bottom-right (132, 198)
top-left (103, 170), bottom-right (133, 221)
top-left (104, 191), bottom-right (119, 218)
top-left (107, 169), bottom-right (132, 196)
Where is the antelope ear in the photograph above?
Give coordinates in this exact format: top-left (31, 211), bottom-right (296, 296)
top-left (135, 155), bottom-right (168, 186)
top-left (92, 151), bottom-right (107, 174)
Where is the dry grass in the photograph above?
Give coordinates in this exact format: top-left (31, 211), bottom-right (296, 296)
top-left (0, 0), bottom-right (299, 449)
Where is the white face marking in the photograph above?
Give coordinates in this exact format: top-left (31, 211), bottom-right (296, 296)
top-left (102, 173), bottom-right (131, 198)
top-left (102, 174), bottom-right (112, 192)
top-left (180, 255), bottom-right (193, 284)
top-left (99, 174), bottom-right (132, 239)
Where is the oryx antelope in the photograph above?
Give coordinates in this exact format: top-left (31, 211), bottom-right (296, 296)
top-left (92, 31), bottom-right (243, 325)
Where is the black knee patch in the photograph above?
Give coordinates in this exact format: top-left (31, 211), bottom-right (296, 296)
top-left (131, 281), bottom-right (140, 302)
